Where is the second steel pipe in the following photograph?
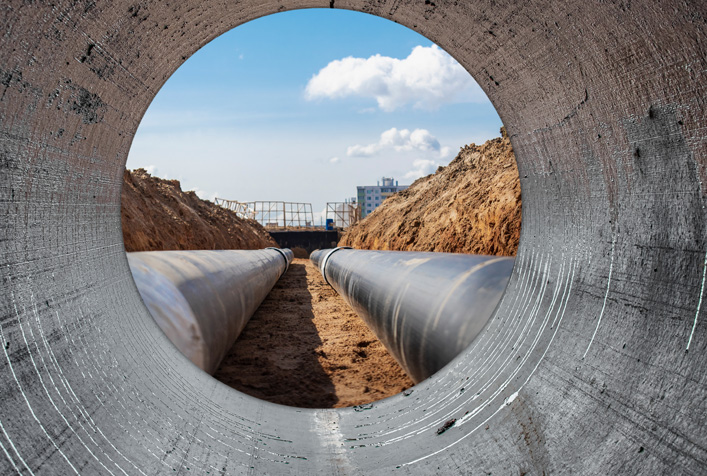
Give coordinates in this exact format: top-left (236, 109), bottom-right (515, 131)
top-left (311, 248), bottom-right (514, 383)
top-left (128, 248), bottom-right (293, 374)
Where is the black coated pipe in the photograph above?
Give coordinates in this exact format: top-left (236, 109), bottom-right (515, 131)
top-left (127, 248), bottom-right (292, 374)
top-left (311, 248), bottom-right (515, 383)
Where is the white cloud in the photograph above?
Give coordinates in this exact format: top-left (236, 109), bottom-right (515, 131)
top-left (347, 127), bottom-right (451, 159)
top-left (144, 165), bottom-right (159, 175)
top-left (346, 142), bottom-right (379, 157)
top-left (405, 159), bottom-right (440, 180)
top-left (329, 156), bottom-right (341, 164)
top-left (305, 45), bottom-right (486, 111)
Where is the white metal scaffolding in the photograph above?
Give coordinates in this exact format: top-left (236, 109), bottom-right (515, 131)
top-left (326, 202), bottom-right (360, 229)
top-left (215, 199), bottom-right (314, 229)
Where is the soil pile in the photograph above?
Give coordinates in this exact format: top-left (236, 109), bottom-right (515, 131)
top-left (121, 168), bottom-right (276, 251)
top-left (213, 259), bottom-right (413, 408)
top-left (340, 129), bottom-right (521, 256)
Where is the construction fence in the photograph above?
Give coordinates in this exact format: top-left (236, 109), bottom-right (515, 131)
top-left (215, 198), bottom-right (360, 230)
top-left (214, 199), bottom-right (314, 229)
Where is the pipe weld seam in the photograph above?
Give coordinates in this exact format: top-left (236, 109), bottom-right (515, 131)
top-left (320, 246), bottom-right (352, 286)
top-left (266, 247), bottom-right (291, 274)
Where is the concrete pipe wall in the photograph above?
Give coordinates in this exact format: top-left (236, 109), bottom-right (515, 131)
top-left (127, 249), bottom-right (292, 374)
top-left (311, 248), bottom-right (515, 383)
top-left (0, 1), bottom-right (705, 474)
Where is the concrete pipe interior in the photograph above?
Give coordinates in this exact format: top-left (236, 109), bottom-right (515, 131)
top-left (1, 1), bottom-right (705, 474)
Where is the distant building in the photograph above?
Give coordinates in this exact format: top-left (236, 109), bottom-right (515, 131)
top-left (357, 177), bottom-right (408, 218)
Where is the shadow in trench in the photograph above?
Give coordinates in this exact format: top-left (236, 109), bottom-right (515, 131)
top-left (213, 262), bottom-right (337, 408)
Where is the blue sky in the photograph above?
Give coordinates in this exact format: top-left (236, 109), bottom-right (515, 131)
top-left (126, 8), bottom-right (502, 223)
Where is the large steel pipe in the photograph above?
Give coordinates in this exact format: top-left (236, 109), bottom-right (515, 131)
top-left (127, 248), bottom-right (292, 374)
top-left (312, 248), bottom-right (515, 383)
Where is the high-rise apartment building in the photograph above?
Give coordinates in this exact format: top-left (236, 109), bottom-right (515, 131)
top-left (356, 177), bottom-right (408, 218)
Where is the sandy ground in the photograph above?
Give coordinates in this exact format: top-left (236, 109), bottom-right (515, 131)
top-left (213, 258), bottom-right (414, 408)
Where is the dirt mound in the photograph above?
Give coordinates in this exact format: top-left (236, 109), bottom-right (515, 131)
top-left (340, 129), bottom-right (521, 256)
top-left (121, 168), bottom-right (276, 251)
top-left (291, 247), bottom-right (310, 259)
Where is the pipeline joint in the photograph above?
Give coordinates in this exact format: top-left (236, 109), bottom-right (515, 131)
top-left (320, 246), bottom-right (352, 286)
top-left (266, 247), bottom-right (293, 274)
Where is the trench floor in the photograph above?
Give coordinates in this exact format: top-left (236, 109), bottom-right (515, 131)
top-left (212, 258), bottom-right (413, 408)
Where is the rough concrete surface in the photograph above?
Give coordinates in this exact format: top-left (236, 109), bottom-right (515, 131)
top-left (0, 1), bottom-right (705, 474)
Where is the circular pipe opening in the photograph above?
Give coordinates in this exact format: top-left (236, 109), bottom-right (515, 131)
top-left (122, 8), bottom-right (519, 409)
top-left (1, 2), bottom-right (704, 474)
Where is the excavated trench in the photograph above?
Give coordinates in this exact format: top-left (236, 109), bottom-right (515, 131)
top-left (0, 1), bottom-right (705, 474)
top-left (212, 258), bottom-right (415, 409)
